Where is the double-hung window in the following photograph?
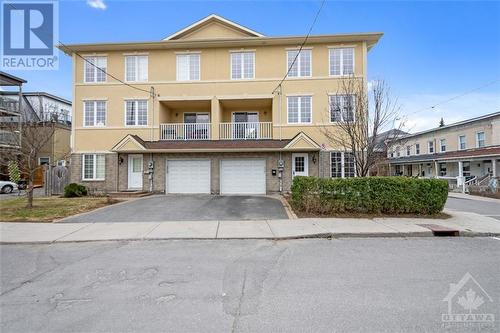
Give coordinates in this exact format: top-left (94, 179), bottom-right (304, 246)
top-left (415, 143), bottom-right (420, 155)
top-left (458, 135), bottom-right (466, 150)
top-left (476, 132), bottom-right (485, 148)
top-left (84, 56), bottom-right (107, 83)
top-left (331, 151), bottom-right (356, 178)
top-left (82, 154), bottom-right (105, 180)
top-left (176, 53), bottom-right (200, 81)
top-left (231, 52), bottom-right (254, 79)
top-left (428, 141), bottom-right (434, 153)
top-left (329, 47), bottom-right (354, 76)
top-left (125, 55), bottom-right (148, 82)
top-left (84, 100), bottom-right (106, 127)
top-left (440, 139), bottom-right (446, 152)
top-left (406, 146), bottom-right (411, 156)
top-left (287, 49), bottom-right (311, 77)
top-left (329, 95), bottom-right (355, 122)
top-left (125, 100), bottom-right (148, 126)
top-left (287, 96), bottom-right (312, 124)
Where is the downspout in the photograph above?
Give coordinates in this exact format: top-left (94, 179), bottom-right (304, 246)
top-left (278, 85), bottom-right (283, 193)
top-left (149, 87), bottom-right (155, 193)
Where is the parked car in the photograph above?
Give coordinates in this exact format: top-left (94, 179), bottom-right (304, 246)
top-left (0, 181), bottom-right (18, 194)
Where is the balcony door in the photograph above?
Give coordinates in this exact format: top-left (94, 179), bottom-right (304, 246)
top-left (184, 113), bottom-right (209, 140)
top-left (232, 112), bottom-right (259, 139)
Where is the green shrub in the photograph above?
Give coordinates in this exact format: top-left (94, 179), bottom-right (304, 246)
top-left (64, 183), bottom-right (88, 198)
top-left (291, 176), bottom-right (448, 215)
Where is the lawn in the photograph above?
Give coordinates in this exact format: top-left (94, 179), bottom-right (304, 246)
top-left (0, 196), bottom-right (117, 222)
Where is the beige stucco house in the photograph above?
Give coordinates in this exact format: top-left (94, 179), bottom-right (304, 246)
top-left (387, 111), bottom-right (500, 188)
top-left (62, 14), bottom-right (382, 194)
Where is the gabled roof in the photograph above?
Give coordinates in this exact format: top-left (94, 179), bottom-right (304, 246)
top-left (111, 133), bottom-right (321, 153)
top-left (164, 14), bottom-right (265, 40)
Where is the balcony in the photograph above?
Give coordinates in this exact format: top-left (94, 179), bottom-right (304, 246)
top-left (160, 123), bottom-right (211, 140)
top-left (219, 122), bottom-right (273, 140)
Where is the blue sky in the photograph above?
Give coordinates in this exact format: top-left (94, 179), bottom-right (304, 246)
top-left (3, 0), bottom-right (500, 131)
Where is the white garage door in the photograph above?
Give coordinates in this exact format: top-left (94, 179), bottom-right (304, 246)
top-left (167, 160), bottom-right (210, 194)
top-left (220, 159), bottom-right (266, 195)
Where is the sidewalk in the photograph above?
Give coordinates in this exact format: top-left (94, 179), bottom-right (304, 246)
top-left (448, 191), bottom-right (500, 203)
top-left (1, 210), bottom-right (499, 244)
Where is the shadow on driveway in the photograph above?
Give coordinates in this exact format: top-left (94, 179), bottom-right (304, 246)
top-left (60, 195), bottom-right (289, 223)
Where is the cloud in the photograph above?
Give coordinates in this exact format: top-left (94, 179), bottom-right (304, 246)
top-left (398, 92), bottom-right (500, 133)
top-left (87, 0), bottom-right (107, 10)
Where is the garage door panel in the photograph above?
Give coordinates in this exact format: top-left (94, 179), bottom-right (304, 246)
top-left (167, 160), bottom-right (210, 194)
top-left (220, 159), bottom-right (266, 195)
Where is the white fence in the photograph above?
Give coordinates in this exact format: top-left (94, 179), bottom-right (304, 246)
top-left (219, 122), bottom-right (273, 140)
top-left (160, 123), bottom-right (211, 140)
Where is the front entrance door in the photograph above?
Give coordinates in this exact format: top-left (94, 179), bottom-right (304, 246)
top-left (128, 154), bottom-right (143, 189)
top-left (292, 153), bottom-right (308, 177)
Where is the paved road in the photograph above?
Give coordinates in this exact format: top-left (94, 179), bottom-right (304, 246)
top-left (61, 195), bottom-right (288, 222)
top-left (445, 196), bottom-right (500, 220)
top-left (1, 238), bottom-right (499, 332)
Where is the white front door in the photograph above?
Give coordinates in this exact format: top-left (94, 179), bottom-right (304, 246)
top-left (167, 160), bottom-right (211, 194)
top-left (292, 153), bottom-right (308, 177)
top-left (128, 154), bottom-right (143, 189)
top-left (220, 159), bottom-right (266, 195)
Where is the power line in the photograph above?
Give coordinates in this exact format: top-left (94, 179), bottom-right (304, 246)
top-left (404, 78), bottom-right (500, 117)
top-left (272, 0), bottom-right (326, 95)
top-left (5, 2), bottom-right (153, 96)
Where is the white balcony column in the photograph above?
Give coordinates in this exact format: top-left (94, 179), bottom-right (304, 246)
top-left (458, 160), bottom-right (464, 193)
top-left (492, 159), bottom-right (497, 177)
top-left (434, 161), bottom-right (439, 178)
top-left (419, 164), bottom-right (422, 177)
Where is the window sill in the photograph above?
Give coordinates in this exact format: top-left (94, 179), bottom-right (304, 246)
top-left (82, 179), bottom-right (105, 182)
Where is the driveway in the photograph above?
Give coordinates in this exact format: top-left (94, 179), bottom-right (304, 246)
top-left (445, 195), bottom-right (500, 220)
top-left (60, 195), bottom-right (289, 223)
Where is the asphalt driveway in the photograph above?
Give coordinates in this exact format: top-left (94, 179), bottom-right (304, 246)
top-left (60, 195), bottom-right (289, 223)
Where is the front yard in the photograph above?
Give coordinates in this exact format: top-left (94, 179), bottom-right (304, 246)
top-left (0, 196), bottom-right (117, 222)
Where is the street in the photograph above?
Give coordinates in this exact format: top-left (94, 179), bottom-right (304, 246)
top-left (445, 196), bottom-right (500, 220)
top-left (1, 238), bottom-right (499, 332)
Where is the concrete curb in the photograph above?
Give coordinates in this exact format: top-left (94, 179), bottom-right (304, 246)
top-left (2, 231), bottom-right (499, 245)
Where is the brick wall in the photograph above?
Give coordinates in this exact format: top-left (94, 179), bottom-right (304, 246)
top-left (69, 153), bottom-right (118, 193)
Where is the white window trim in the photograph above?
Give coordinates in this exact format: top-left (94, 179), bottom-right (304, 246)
top-left (230, 51), bottom-right (255, 80)
top-left (428, 140), bottom-right (434, 154)
top-left (176, 53), bottom-right (201, 81)
top-left (415, 143), bottom-right (420, 155)
top-left (286, 49), bottom-right (312, 78)
top-left (439, 138), bottom-right (446, 152)
top-left (124, 100), bottom-right (149, 127)
top-left (38, 156), bottom-right (50, 165)
top-left (83, 56), bottom-right (107, 83)
top-left (81, 154), bottom-right (105, 181)
top-left (83, 100), bottom-right (107, 128)
top-left (476, 131), bottom-right (485, 148)
top-left (328, 94), bottom-right (356, 123)
top-left (287, 95), bottom-right (313, 124)
top-left (328, 47), bottom-right (355, 77)
top-left (406, 145), bottom-right (411, 156)
top-left (330, 151), bottom-right (356, 178)
top-left (124, 55), bottom-right (148, 82)
top-left (458, 135), bottom-right (466, 150)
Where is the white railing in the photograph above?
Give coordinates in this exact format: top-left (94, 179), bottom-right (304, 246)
top-left (219, 122), bottom-right (273, 140)
top-left (160, 123), bottom-right (211, 140)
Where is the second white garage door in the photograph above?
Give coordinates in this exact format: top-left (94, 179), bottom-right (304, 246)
top-left (220, 159), bottom-right (266, 195)
top-left (167, 160), bottom-right (210, 194)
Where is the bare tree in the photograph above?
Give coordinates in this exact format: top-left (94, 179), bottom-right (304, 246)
top-left (1, 110), bottom-right (55, 208)
top-left (320, 77), bottom-right (405, 177)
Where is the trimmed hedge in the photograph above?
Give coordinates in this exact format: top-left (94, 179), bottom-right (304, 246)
top-left (64, 183), bottom-right (88, 198)
top-left (291, 176), bottom-right (448, 215)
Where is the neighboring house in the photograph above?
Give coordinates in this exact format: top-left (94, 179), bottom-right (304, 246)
top-left (61, 14), bottom-right (382, 194)
top-left (387, 111), bottom-right (500, 187)
top-left (0, 71), bottom-right (25, 150)
top-left (0, 91), bottom-right (72, 167)
top-left (369, 129), bottom-right (408, 176)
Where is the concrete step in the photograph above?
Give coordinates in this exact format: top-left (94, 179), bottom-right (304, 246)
top-left (107, 191), bottom-right (151, 198)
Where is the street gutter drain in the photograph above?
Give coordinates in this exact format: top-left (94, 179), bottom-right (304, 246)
top-left (417, 224), bottom-right (460, 237)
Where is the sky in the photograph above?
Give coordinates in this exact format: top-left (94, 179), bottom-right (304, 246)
top-left (2, 0), bottom-right (500, 132)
